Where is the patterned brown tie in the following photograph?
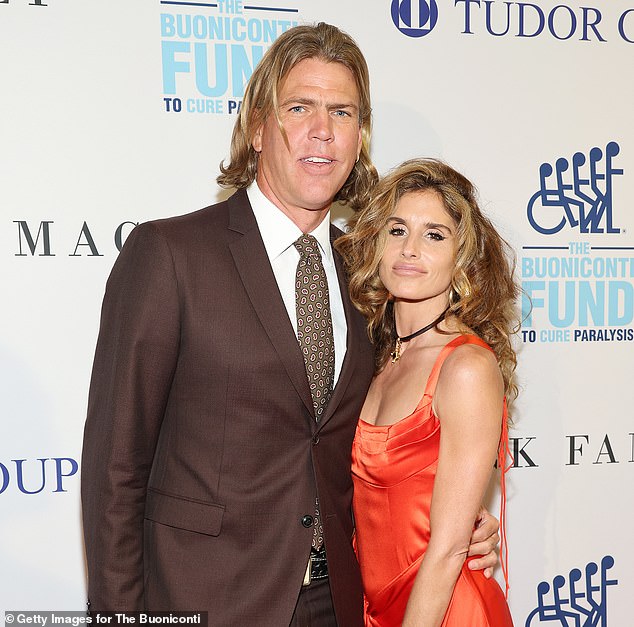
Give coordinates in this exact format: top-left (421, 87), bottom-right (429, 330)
top-left (294, 234), bottom-right (335, 421)
top-left (294, 234), bottom-right (335, 550)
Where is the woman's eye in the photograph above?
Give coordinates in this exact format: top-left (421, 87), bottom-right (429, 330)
top-left (389, 227), bottom-right (406, 237)
top-left (427, 231), bottom-right (445, 241)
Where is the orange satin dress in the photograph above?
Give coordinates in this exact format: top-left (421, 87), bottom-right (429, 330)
top-left (352, 335), bottom-right (513, 627)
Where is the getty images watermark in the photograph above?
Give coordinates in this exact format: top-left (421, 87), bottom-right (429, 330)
top-left (4, 613), bottom-right (207, 627)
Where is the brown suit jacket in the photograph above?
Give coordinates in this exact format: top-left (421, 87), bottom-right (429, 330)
top-left (81, 189), bottom-right (375, 626)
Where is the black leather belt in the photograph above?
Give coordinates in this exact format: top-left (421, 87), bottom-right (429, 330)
top-left (302, 546), bottom-right (328, 586)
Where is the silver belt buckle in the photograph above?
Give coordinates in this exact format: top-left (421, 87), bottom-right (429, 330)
top-left (302, 556), bottom-right (312, 586)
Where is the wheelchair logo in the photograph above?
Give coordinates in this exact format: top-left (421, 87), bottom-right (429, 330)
top-left (525, 555), bottom-right (618, 626)
top-left (391, 0), bottom-right (439, 37)
top-left (527, 142), bottom-right (622, 235)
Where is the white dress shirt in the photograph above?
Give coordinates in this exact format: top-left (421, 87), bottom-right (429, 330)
top-left (247, 183), bottom-right (347, 384)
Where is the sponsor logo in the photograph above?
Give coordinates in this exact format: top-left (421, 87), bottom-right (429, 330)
top-left (566, 433), bottom-right (634, 465)
top-left (391, 1), bottom-right (634, 44)
top-left (0, 0), bottom-right (48, 6)
top-left (14, 220), bottom-right (138, 257)
top-left (527, 142), bottom-right (621, 236)
top-left (525, 556), bottom-right (618, 626)
top-left (521, 142), bottom-right (633, 344)
top-left (391, 0), bottom-right (439, 37)
top-left (498, 433), bottom-right (634, 469)
top-left (159, 0), bottom-right (299, 115)
top-left (0, 458), bottom-right (79, 495)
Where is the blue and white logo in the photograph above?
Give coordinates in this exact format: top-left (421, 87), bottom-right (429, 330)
top-left (527, 142), bottom-right (622, 235)
top-left (520, 142), bottom-right (632, 344)
top-left (0, 457), bottom-right (79, 495)
top-left (391, 0), bottom-right (438, 38)
top-left (159, 1), bottom-right (299, 115)
top-left (525, 556), bottom-right (618, 626)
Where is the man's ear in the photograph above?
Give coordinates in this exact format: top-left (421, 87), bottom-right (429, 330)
top-left (252, 125), bottom-right (263, 153)
top-left (251, 110), bottom-right (263, 153)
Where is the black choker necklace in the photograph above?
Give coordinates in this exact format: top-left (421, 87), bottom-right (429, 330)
top-left (390, 308), bottom-right (449, 364)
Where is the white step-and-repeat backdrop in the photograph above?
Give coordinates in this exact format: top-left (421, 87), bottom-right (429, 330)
top-left (2, 1), bottom-right (632, 624)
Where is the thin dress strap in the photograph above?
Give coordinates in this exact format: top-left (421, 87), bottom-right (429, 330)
top-left (498, 400), bottom-right (512, 598)
top-left (421, 334), bottom-right (491, 403)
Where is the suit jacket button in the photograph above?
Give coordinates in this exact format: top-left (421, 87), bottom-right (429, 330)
top-left (312, 434), bottom-right (320, 445)
top-left (301, 515), bottom-right (314, 528)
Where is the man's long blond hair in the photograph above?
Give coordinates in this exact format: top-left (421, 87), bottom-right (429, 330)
top-left (217, 22), bottom-right (378, 212)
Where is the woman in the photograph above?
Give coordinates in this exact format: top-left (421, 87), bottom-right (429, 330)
top-left (336, 159), bottom-right (518, 626)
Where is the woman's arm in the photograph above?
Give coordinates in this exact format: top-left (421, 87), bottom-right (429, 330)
top-left (402, 344), bottom-right (504, 627)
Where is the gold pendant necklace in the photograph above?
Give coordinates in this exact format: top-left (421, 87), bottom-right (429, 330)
top-left (390, 308), bottom-right (449, 364)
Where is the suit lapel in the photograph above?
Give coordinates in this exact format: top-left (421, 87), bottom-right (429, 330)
top-left (318, 225), bottom-right (361, 429)
top-left (227, 190), bottom-right (315, 418)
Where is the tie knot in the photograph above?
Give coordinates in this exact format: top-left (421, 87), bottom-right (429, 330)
top-left (294, 234), bottom-right (321, 259)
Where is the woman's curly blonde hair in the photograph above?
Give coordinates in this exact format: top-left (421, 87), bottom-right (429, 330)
top-left (336, 158), bottom-right (520, 401)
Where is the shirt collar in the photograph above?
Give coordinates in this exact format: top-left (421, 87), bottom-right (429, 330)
top-left (247, 182), bottom-right (334, 266)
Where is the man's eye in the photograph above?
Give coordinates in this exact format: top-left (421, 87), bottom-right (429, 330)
top-left (290, 105), bottom-right (305, 113)
top-left (333, 110), bottom-right (350, 117)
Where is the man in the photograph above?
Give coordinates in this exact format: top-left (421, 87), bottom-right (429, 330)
top-left (81, 22), bottom-right (498, 626)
